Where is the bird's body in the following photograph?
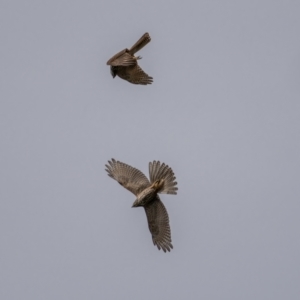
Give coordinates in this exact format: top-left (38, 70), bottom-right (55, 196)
top-left (133, 180), bottom-right (164, 207)
top-left (105, 159), bottom-right (178, 252)
top-left (106, 33), bottom-right (153, 85)
top-left (133, 186), bottom-right (157, 207)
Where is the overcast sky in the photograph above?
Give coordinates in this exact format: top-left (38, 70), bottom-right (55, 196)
top-left (1, 0), bottom-right (300, 299)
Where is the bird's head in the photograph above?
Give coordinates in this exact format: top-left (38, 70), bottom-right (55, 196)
top-left (110, 66), bottom-right (117, 78)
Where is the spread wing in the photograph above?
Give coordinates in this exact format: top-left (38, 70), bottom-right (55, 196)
top-left (105, 159), bottom-right (150, 196)
top-left (128, 32), bottom-right (151, 55)
top-left (144, 196), bottom-right (173, 252)
top-left (106, 49), bottom-right (136, 66)
top-left (126, 64), bottom-right (153, 85)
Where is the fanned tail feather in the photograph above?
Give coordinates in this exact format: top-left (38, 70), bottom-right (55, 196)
top-left (149, 161), bottom-right (178, 195)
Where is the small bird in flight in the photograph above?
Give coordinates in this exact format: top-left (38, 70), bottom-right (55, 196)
top-left (106, 33), bottom-right (153, 85)
top-left (105, 159), bottom-right (178, 252)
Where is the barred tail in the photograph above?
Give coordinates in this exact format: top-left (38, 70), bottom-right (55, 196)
top-left (149, 161), bottom-right (178, 195)
top-left (128, 33), bottom-right (151, 55)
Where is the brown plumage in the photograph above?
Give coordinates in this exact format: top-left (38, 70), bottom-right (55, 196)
top-left (106, 33), bottom-right (153, 85)
top-left (105, 159), bottom-right (178, 252)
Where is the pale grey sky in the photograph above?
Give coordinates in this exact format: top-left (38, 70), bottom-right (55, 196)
top-left (1, 0), bottom-right (300, 299)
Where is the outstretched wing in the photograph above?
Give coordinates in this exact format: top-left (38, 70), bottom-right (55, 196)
top-left (126, 64), bottom-right (153, 85)
top-left (106, 49), bottom-right (136, 66)
top-left (105, 159), bottom-right (150, 196)
top-left (144, 196), bottom-right (173, 252)
top-left (129, 32), bottom-right (151, 55)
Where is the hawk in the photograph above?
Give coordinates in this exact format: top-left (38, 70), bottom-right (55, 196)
top-left (106, 33), bottom-right (153, 85)
top-left (105, 159), bottom-right (178, 252)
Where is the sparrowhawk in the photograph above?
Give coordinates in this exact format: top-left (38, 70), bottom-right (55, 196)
top-left (105, 159), bottom-right (178, 252)
top-left (106, 33), bottom-right (153, 85)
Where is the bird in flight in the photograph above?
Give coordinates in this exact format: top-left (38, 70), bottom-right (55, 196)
top-left (106, 33), bottom-right (153, 85)
top-left (105, 159), bottom-right (178, 252)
